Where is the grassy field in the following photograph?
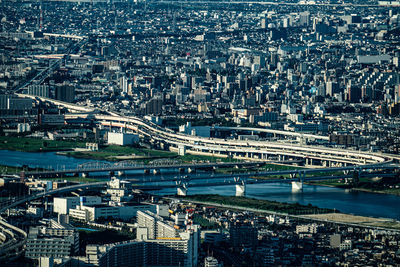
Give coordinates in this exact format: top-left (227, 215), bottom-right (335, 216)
top-left (0, 164), bottom-right (49, 175)
top-left (64, 145), bottom-right (176, 161)
top-left (307, 177), bottom-right (400, 196)
top-left (262, 164), bottom-right (301, 171)
top-left (0, 165), bottom-right (21, 174)
top-left (181, 194), bottom-right (336, 215)
top-left (67, 146), bottom-right (247, 163)
top-left (42, 176), bottom-right (106, 183)
top-left (177, 154), bottom-right (241, 163)
top-left (0, 136), bottom-right (85, 152)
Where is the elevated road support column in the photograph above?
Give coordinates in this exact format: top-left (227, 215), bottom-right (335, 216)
top-left (234, 177), bottom-right (246, 197)
top-left (176, 177), bottom-right (189, 196)
top-left (291, 171), bottom-right (305, 192)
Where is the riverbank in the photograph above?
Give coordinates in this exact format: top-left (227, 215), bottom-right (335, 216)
top-left (178, 194), bottom-right (336, 215)
top-left (0, 164), bottom-right (49, 175)
top-left (304, 213), bottom-right (400, 230)
top-left (176, 194), bottom-right (400, 231)
top-left (64, 148), bottom-right (245, 164)
top-left (307, 178), bottom-right (400, 196)
top-left (60, 145), bottom-right (177, 162)
top-left (0, 136), bottom-right (85, 152)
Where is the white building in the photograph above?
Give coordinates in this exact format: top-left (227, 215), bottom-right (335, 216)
top-left (53, 196), bottom-right (101, 215)
top-left (107, 131), bottom-right (139, 146)
top-left (84, 211), bottom-right (200, 267)
top-left (70, 204), bottom-right (119, 221)
top-left (69, 203), bottom-right (157, 222)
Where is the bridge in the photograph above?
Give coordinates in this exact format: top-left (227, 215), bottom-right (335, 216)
top-left (13, 94), bottom-right (400, 169)
top-left (2, 95), bottom-right (399, 261)
top-left (134, 163), bottom-right (399, 195)
top-left (212, 126), bottom-right (329, 141)
top-left (3, 164), bottom-right (398, 213)
top-left (0, 162), bottom-right (398, 261)
top-left (72, 112), bottom-right (396, 166)
top-left (23, 161), bottom-right (262, 179)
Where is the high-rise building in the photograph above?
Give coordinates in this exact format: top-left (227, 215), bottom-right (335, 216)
top-left (85, 211), bottom-right (200, 267)
top-left (229, 223), bottom-right (258, 248)
top-left (326, 81), bottom-right (339, 96)
top-left (347, 84), bottom-right (361, 103)
top-left (261, 18), bottom-right (267, 29)
top-left (299, 11), bottom-right (310, 27)
top-left (55, 84), bottom-right (75, 102)
top-left (28, 85), bottom-right (49, 98)
top-left (145, 97), bottom-right (163, 115)
top-left (254, 55), bottom-right (266, 68)
top-left (137, 210), bottom-right (162, 239)
top-left (25, 226), bottom-right (79, 260)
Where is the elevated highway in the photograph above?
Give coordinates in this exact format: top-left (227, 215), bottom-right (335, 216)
top-left (212, 126), bottom-right (330, 141)
top-left (15, 95), bottom-right (400, 168)
top-left (66, 112), bottom-right (396, 167)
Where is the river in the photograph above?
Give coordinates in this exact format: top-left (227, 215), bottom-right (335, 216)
top-left (1, 150), bottom-right (400, 220)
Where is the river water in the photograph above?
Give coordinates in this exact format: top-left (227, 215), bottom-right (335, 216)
top-left (1, 150), bottom-right (400, 220)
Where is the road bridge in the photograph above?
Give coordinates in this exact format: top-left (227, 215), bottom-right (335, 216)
top-left (1, 163), bottom-right (398, 259)
top-left (63, 112), bottom-right (396, 166)
top-left (23, 161), bottom-right (261, 178)
top-left (212, 126), bottom-right (329, 141)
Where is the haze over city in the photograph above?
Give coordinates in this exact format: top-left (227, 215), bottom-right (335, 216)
top-left (1, 0), bottom-right (400, 266)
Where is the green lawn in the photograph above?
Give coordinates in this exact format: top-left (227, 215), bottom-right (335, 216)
top-left (181, 194), bottom-right (336, 215)
top-left (262, 163), bottom-right (301, 171)
top-left (0, 164), bottom-right (49, 175)
top-left (42, 176), bottom-right (106, 183)
top-left (308, 177), bottom-right (400, 196)
top-left (0, 136), bottom-right (85, 152)
top-left (0, 165), bottom-right (21, 174)
top-left (177, 154), bottom-right (241, 163)
top-left (65, 145), bottom-right (176, 161)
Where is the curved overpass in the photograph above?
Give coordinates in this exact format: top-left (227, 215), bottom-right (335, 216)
top-left (16, 94), bottom-right (399, 166)
top-left (66, 113), bottom-right (396, 167)
top-left (0, 219), bottom-right (27, 262)
top-left (212, 126), bottom-right (330, 141)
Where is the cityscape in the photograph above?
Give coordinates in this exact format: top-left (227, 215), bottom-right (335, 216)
top-left (1, 0), bottom-right (400, 266)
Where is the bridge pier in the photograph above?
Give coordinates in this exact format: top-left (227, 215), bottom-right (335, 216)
top-left (291, 171), bottom-right (305, 192)
top-left (234, 177), bottom-right (246, 197)
top-left (176, 180), bottom-right (188, 196)
top-left (291, 181), bottom-right (303, 192)
top-left (177, 187), bottom-right (187, 196)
